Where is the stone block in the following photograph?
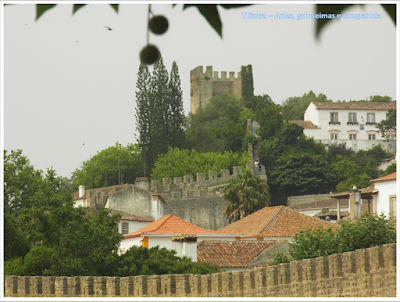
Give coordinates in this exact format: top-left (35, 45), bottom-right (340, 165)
top-left (233, 166), bottom-right (242, 175)
top-left (208, 171), bottom-right (217, 180)
top-left (221, 169), bottom-right (230, 178)
top-left (183, 175), bottom-right (193, 184)
top-left (196, 173), bottom-right (205, 182)
top-left (162, 178), bottom-right (171, 188)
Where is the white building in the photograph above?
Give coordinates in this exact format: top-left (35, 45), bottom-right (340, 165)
top-left (120, 214), bottom-right (243, 261)
top-left (290, 101), bottom-right (396, 152)
top-left (370, 172), bottom-right (397, 220)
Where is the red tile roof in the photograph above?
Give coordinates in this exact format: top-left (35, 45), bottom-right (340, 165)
top-left (312, 101), bottom-right (396, 110)
top-left (111, 210), bottom-right (153, 222)
top-left (218, 206), bottom-right (335, 238)
top-left (124, 214), bottom-right (243, 239)
top-left (370, 172), bottom-right (396, 183)
top-left (288, 120), bottom-right (320, 129)
top-left (197, 240), bottom-right (283, 268)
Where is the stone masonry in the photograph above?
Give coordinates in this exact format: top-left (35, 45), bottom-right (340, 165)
top-left (190, 66), bottom-right (242, 114)
top-left (4, 243), bottom-right (396, 297)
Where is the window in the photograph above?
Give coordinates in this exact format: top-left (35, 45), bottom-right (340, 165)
top-left (329, 112), bottom-right (340, 125)
top-left (366, 113), bottom-right (376, 125)
top-left (349, 134), bottom-right (357, 140)
top-left (368, 134), bottom-right (376, 140)
top-left (390, 196), bottom-right (396, 220)
top-left (122, 222), bottom-right (129, 234)
top-left (331, 134), bottom-right (338, 140)
top-left (348, 113), bottom-right (358, 125)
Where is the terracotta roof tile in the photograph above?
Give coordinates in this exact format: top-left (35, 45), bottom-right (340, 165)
top-left (218, 206), bottom-right (335, 238)
top-left (124, 214), bottom-right (243, 239)
top-left (370, 172), bottom-right (396, 183)
top-left (197, 240), bottom-right (282, 268)
top-left (111, 210), bottom-right (153, 222)
top-left (312, 101), bottom-right (396, 110)
top-left (288, 120), bottom-right (320, 129)
top-left (289, 198), bottom-right (348, 211)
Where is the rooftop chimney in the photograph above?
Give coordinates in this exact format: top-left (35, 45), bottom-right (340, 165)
top-left (79, 185), bottom-right (85, 198)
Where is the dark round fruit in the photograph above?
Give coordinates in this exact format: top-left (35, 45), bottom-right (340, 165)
top-left (140, 45), bottom-right (160, 65)
top-left (149, 15), bottom-right (169, 35)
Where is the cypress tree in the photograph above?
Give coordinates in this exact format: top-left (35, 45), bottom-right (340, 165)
top-left (135, 63), bottom-right (152, 175)
top-left (168, 61), bottom-right (185, 149)
top-left (241, 65), bottom-right (254, 99)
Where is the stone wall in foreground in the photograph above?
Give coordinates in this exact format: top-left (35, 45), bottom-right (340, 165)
top-left (4, 244), bottom-right (396, 297)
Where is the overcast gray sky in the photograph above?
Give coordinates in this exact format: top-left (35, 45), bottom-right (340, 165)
top-left (2, 2), bottom-right (398, 178)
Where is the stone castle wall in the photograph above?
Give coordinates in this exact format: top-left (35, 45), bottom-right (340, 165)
top-left (287, 194), bottom-right (331, 207)
top-left (190, 66), bottom-right (242, 114)
top-left (4, 244), bottom-right (396, 297)
top-left (150, 167), bottom-right (243, 230)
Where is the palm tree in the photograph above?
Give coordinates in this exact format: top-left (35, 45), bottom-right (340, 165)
top-left (223, 168), bottom-right (271, 224)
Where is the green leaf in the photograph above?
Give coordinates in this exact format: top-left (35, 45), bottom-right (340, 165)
top-left (315, 4), bottom-right (362, 39)
top-left (73, 4), bottom-right (86, 15)
top-left (110, 4), bottom-right (118, 13)
top-left (36, 4), bottom-right (57, 20)
top-left (381, 4), bottom-right (396, 25)
top-left (184, 4), bottom-right (222, 37)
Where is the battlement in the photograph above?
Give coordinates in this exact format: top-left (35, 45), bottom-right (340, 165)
top-left (151, 167), bottom-right (242, 199)
top-left (190, 65), bottom-right (245, 114)
top-left (4, 244), bottom-right (396, 297)
top-left (190, 66), bottom-right (241, 81)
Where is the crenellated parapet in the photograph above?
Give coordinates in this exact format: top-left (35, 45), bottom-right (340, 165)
top-left (190, 65), bottom-right (245, 114)
top-left (5, 244), bottom-right (396, 297)
top-left (151, 167), bottom-right (243, 200)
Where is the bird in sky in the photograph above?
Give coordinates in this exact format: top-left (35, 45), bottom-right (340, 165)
top-left (104, 26), bottom-right (112, 30)
top-left (83, 143), bottom-right (85, 146)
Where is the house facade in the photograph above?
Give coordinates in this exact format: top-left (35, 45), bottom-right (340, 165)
top-left (370, 172), bottom-right (397, 220)
top-left (120, 214), bottom-right (243, 260)
top-left (290, 101), bottom-right (396, 152)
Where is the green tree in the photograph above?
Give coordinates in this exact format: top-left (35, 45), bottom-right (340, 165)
top-left (335, 173), bottom-right (372, 192)
top-left (256, 103), bottom-right (284, 140)
top-left (168, 61), bottom-right (185, 149)
top-left (270, 213), bottom-right (396, 265)
top-left (223, 168), bottom-right (271, 224)
top-left (116, 245), bottom-right (220, 276)
top-left (272, 154), bottom-right (337, 196)
top-left (4, 215), bottom-right (31, 261)
top-left (185, 93), bottom-right (247, 153)
top-left (376, 108), bottom-right (396, 138)
top-left (281, 90), bottom-right (332, 121)
top-left (379, 163), bottom-right (396, 178)
top-left (72, 142), bottom-right (143, 190)
top-left (241, 65), bottom-right (254, 99)
top-left (150, 147), bottom-right (248, 181)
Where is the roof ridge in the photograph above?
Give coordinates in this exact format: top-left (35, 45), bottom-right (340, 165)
top-left (258, 205), bottom-right (284, 236)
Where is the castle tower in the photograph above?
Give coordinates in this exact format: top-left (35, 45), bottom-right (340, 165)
top-left (190, 66), bottom-right (245, 114)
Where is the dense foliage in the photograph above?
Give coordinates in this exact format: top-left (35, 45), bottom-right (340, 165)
top-left (240, 64), bottom-right (254, 99)
top-left (71, 142), bottom-right (143, 191)
top-left (4, 150), bottom-right (219, 277)
top-left (185, 93), bottom-right (248, 153)
top-left (150, 148), bottom-right (248, 181)
top-left (269, 214), bottom-right (396, 265)
top-left (281, 90), bottom-right (332, 121)
top-left (376, 108), bottom-right (396, 138)
top-left (116, 245), bottom-right (220, 276)
top-left (135, 58), bottom-right (185, 175)
top-left (223, 168), bottom-right (271, 223)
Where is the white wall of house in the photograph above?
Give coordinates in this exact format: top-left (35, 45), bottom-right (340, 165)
top-left (304, 105), bottom-right (390, 141)
top-left (73, 198), bottom-right (87, 208)
top-left (119, 236), bottom-right (141, 254)
top-left (374, 180), bottom-right (397, 219)
top-left (118, 220), bottom-right (151, 235)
